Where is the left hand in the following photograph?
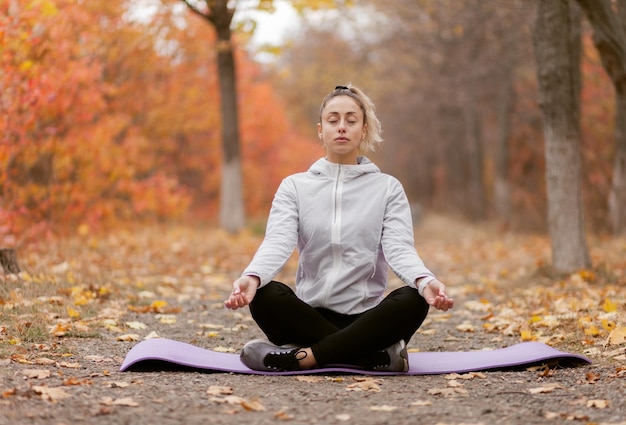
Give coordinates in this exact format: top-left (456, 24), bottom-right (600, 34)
top-left (422, 279), bottom-right (454, 311)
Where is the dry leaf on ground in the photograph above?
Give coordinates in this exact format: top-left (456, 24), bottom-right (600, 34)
top-left (23, 369), bottom-right (51, 379)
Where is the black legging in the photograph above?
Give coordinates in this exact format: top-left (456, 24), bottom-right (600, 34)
top-left (249, 281), bottom-right (430, 366)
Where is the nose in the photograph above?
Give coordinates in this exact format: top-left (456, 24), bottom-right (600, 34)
top-left (338, 120), bottom-right (347, 132)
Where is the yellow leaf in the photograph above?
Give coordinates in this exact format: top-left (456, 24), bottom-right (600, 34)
top-left (66, 306), bottom-right (80, 318)
top-left (584, 325), bottom-right (600, 336)
top-left (603, 298), bottom-right (617, 313)
top-left (19, 60), bottom-right (34, 72)
top-left (151, 300), bottom-right (168, 311)
top-left (520, 330), bottom-right (533, 341)
top-left (601, 319), bottom-right (615, 331)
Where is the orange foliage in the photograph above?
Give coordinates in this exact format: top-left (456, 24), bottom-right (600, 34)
top-left (0, 0), bottom-right (320, 243)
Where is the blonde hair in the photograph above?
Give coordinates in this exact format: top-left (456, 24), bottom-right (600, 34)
top-left (318, 84), bottom-right (383, 153)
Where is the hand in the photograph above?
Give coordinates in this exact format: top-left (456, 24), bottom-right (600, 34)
top-left (422, 279), bottom-right (454, 311)
top-left (224, 275), bottom-right (260, 310)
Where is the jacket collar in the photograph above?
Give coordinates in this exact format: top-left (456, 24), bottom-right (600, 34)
top-left (308, 156), bottom-right (380, 179)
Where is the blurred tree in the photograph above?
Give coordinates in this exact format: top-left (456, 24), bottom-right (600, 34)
top-left (532, 0), bottom-right (591, 272)
top-left (181, 0), bottom-right (245, 234)
top-left (575, 0), bottom-right (626, 235)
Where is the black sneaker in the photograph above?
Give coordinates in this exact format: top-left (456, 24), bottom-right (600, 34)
top-left (361, 340), bottom-right (409, 372)
top-left (240, 339), bottom-right (304, 372)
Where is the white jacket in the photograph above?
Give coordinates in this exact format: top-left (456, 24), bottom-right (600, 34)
top-left (243, 157), bottom-right (435, 314)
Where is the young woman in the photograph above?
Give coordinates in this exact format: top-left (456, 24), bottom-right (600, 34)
top-left (224, 85), bottom-right (453, 372)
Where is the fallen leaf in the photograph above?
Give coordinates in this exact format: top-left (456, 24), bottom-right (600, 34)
top-left (125, 321), bottom-right (147, 330)
top-left (587, 399), bottom-right (610, 409)
top-left (116, 334), bottom-right (139, 342)
top-left (213, 346), bottom-right (237, 353)
top-left (346, 377), bottom-right (382, 392)
top-left (585, 372), bottom-right (601, 383)
top-left (605, 327), bottom-right (626, 346)
top-left (210, 395), bottom-right (246, 405)
top-left (33, 357), bottom-right (56, 366)
top-left (456, 322), bottom-right (475, 332)
top-left (241, 398), bottom-right (266, 412)
top-left (295, 376), bottom-right (323, 383)
top-left (207, 385), bottom-right (233, 396)
top-left (144, 331), bottom-right (160, 340)
top-left (2, 388), bottom-right (17, 398)
top-left (23, 369), bottom-right (51, 379)
top-left (528, 383), bottom-right (564, 394)
top-left (411, 400), bottom-right (433, 406)
top-left (336, 414), bottom-right (351, 421)
top-left (427, 387), bottom-right (468, 397)
top-left (108, 381), bottom-right (130, 388)
top-left (63, 377), bottom-right (92, 386)
top-left (274, 410), bottom-right (294, 420)
top-left (33, 385), bottom-right (71, 402)
top-left (58, 362), bottom-right (81, 369)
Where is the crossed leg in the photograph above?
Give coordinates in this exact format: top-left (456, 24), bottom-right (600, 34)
top-left (248, 281), bottom-right (430, 367)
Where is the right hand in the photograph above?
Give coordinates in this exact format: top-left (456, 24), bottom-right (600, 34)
top-left (223, 275), bottom-right (260, 310)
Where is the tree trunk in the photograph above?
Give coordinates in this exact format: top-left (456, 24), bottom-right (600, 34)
top-left (466, 99), bottom-right (486, 220)
top-left (609, 90), bottom-right (626, 234)
top-left (532, 0), bottom-right (591, 272)
top-left (494, 36), bottom-right (516, 221)
top-left (439, 104), bottom-right (467, 214)
top-left (182, 0), bottom-right (245, 233)
top-left (0, 248), bottom-right (20, 274)
top-left (575, 0), bottom-right (626, 234)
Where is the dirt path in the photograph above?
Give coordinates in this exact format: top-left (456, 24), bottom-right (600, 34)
top-left (1, 215), bottom-right (625, 424)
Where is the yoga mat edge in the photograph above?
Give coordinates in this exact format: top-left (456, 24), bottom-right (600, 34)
top-left (119, 338), bottom-right (591, 376)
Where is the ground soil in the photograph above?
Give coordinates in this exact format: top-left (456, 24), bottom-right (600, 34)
top-left (1, 216), bottom-right (625, 425)
top-left (1, 290), bottom-right (625, 425)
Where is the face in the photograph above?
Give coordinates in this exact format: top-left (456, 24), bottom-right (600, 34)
top-left (318, 95), bottom-right (367, 164)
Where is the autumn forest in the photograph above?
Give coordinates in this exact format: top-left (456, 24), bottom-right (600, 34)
top-left (1, 0), bottom-right (624, 242)
top-left (1, 1), bottom-right (626, 422)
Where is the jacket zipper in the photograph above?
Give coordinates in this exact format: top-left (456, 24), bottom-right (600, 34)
top-left (324, 164), bottom-right (343, 306)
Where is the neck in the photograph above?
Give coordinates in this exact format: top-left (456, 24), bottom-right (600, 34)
top-left (325, 154), bottom-right (358, 165)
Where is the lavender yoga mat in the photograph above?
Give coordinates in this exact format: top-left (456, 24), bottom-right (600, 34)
top-left (119, 338), bottom-right (591, 375)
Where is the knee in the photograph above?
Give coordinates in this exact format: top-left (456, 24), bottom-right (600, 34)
top-left (250, 281), bottom-right (293, 310)
top-left (390, 287), bottom-right (430, 320)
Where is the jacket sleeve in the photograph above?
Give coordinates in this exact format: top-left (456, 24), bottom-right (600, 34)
top-left (381, 177), bottom-right (435, 289)
top-left (242, 178), bottom-right (299, 287)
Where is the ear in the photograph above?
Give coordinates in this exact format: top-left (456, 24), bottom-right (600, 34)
top-left (361, 123), bottom-right (368, 140)
top-left (317, 122), bottom-right (323, 140)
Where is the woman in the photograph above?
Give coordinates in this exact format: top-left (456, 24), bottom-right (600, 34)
top-left (224, 85), bottom-right (453, 372)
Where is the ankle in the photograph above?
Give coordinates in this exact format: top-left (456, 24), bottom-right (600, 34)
top-left (297, 348), bottom-right (316, 369)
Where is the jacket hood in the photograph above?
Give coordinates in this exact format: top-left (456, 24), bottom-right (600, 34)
top-left (308, 156), bottom-right (380, 180)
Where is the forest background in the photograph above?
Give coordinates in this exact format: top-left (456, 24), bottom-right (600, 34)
top-left (2, 0), bottom-right (623, 243)
top-left (1, 1), bottom-right (626, 423)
